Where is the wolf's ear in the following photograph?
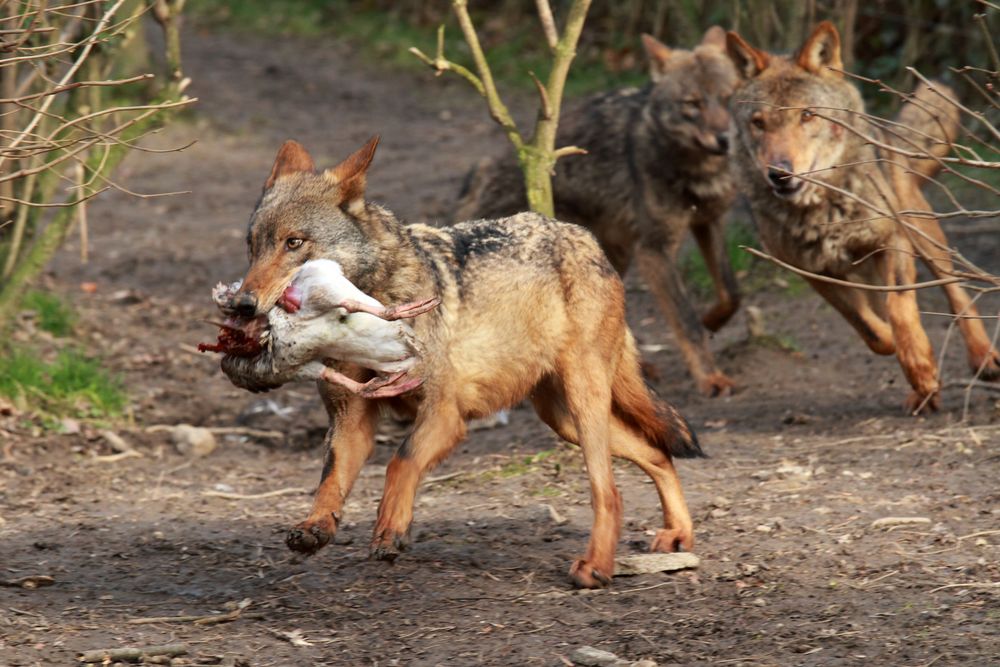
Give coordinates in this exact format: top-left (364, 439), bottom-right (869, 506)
top-left (641, 34), bottom-right (672, 82)
top-left (701, 26), bottom-right (726, 50)
top-left (265, 140), bottom-right (315, 190)
top-left (325, 135), bottom-right (380, 216)
top-left (796, 21), bottom-right (843, 76)
top-left (726, 31), bottom-right (769, 79)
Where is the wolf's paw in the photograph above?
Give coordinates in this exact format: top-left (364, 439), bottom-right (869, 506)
top-left (698, 372), bottom-right (735, 398)
top-left (969, 349), bottom-right (1000, 382)
top-left (650, 527), bottom-right (695, 553)
top-left (904, 390), bottom-right (940, 416)
top-left (286, 516), bottom-right (335, 555)
top-left (569, 558), bottom-right (613, 589)
top-left (369, 528), bottom-right (409, 562)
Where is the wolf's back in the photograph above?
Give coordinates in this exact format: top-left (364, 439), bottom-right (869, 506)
top-left (893, 81), bottom-right (960, 183)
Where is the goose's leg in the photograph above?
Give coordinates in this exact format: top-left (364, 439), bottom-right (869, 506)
top-left (319, 367), bottom-right (424, 398)
top-left (337, 296), bottom-right (440, 321)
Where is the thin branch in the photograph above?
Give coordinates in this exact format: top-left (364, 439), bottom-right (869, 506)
top-left (535, 0), bottom-right (559, 50)
top-left (741, 247), bottom-right (969, 291)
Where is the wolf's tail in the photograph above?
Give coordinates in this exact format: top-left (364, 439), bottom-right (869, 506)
top-left (611, 331), bottom-right (704, 459)
top-left (893, 80), bottom-right (960, 184)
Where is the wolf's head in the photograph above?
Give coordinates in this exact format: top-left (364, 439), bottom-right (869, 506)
top-left (641, 26), bottom-right (739, 157)
top-left (725, 21), bottom-right (864, 207)
top-left (229, 137), bottom-right (380, 318)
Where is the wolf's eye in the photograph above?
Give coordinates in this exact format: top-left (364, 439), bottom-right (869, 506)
top-left (801, 109), bottom-right (815, 123)
top-left (751, 115), bottom-right (765, 130)
top-left (285, 238), bottom-right (304, 250)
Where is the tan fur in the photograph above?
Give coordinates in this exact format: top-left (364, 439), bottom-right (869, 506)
top-left (726, 22), bottom-right (1000, 413)
top-left (225, 139), bottom-right (704, 588)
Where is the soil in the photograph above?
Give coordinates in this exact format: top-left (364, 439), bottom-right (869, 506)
top-left (2, 27), bottom-right (1000, 667)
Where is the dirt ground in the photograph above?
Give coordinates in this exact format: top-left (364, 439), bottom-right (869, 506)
top-left (2, 26), bottom-right (1000, 667)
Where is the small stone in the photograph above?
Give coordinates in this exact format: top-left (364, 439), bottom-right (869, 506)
top-left (710, 496), bottom-right (731, 509)
top-left (631, 661), bottom-right (658, 667)
top-left (752, 597), bottom-right (767, 607)
top-left (615, 552), bottom-right (700, 576)
top-left (745, 305), bottom-right (766, 338)
top-left (755, 524), bottom-right (772, 533)
top-left (975, 538), bottom-right (988, 547)
top-left (570, 646), bottom-right (627, 667)
top-left (169, 424), bottom-right (217, 457)
top-left (709, 508), bottom-right (729, 519)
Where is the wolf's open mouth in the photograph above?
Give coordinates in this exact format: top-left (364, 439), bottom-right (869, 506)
top-left (198, 280), bottom-right (271, 358)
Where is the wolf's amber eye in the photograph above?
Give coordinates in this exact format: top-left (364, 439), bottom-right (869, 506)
top-left (751, 115), bottom-right (765, 130)
top-left (285, 238), bottom-right (304, 250)
top-left (801, 109), bottom-right (815, 123)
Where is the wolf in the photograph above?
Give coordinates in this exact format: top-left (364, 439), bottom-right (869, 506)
top-left (223, 136), bottom-right (704, 588)
top-left (725, 21), bottom-right (1000, 413)
top-left (454, 27), bottom-right (741, 397)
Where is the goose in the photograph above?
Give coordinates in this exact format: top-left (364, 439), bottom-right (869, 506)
top-left (201, 259), bottom-right (439, 397)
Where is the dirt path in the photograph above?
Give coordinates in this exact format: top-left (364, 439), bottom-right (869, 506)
top-left (2, 27), bottom-right (999, 667)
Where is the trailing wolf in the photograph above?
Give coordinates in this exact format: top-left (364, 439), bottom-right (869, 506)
top-left (222, 136), bottom-right (704, 588)
top-left (725, 21), bottom-right (1000, 413)
top-left (454, 27), bottom-right (741, 397)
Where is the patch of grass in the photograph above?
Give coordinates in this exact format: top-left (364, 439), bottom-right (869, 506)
top-left (531, 485), bottom-right (562, 498)
top-left (22, 289), bottom-right (75, 337)
top-left (482, 448), bottom-right (560, 481)
top-left (682, 220), bottom-right (811, 299)
top-left (0, 346), bottom-right (126, 420)
top-left (752, 333), bottom-right (802, 354)
top-left (188, 0), bottom-right (646, 97)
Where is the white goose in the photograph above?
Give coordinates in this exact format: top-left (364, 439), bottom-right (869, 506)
top-left (206, 259), bottom-right (439, 397)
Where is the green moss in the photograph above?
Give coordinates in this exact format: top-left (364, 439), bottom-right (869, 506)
top-left (0, 346), bottom-right (126, 419)
top-left (22, 290), bottom-right (75, 337)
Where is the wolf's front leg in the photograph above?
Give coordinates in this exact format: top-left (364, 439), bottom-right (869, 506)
top-left (885, 250), bottom-right (940, 414)
top-left (370, 403), bottom-right (467, 561)
top-left (286, 391), bottom-right (379, 555)
top-left (635, 244), bottom-right (735, 397)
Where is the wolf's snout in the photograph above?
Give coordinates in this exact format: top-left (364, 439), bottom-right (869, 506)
top-left (715, 133), bottom-right (730, 154)
top-left (767, 161), bottom-right (802, 194)
top-left (231, 292), bottom-right (259, 317)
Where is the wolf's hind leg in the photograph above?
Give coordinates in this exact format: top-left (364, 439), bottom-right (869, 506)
top-left (533, 381), bottom-right (693, 556)
top-left (370, 401), bottom-right (467, 561)
top-left (906, 208), bottom-right (1000, 380)
top-left (535, 364), bottom-right (622, 589)
top-left (692, 218), bottom-right (741, 332)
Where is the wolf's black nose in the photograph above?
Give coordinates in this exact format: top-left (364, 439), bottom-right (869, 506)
top-left (767, 162), bottom-right (792, 188)
top-left (716, 133), bottom-right (730, 153)
top-left (232, 292), bottom-right (258, 317)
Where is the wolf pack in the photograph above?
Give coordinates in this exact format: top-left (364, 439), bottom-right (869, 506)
top-left (203, 21), bottom-right (999, 588)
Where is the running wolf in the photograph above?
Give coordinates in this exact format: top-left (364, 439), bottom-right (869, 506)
top-left (223, 136), bottom-right (704, 588)
top-left (455, 27), bottom-right (741, 397)
top-left (725, 21), bottom-right (1000, 413)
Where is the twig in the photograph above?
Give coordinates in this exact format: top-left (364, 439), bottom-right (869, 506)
top-left (534, 0), bottom-right (558, 50)
top-left (78, 644), bottom-right (187, 663)
top-left (1, 575), bottom-right (54, 588)
top-left (741, 247), bottom-right (967, 291)
top-left (202, 487), bottom-right (307, 501)
top-left (927, 582), bottom-right (1000, 594)
top-left (127, 599), bottom-right (252, 625)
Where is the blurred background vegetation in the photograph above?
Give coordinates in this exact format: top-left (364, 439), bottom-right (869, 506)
top-left (192, 0), bottom-right (996, 106)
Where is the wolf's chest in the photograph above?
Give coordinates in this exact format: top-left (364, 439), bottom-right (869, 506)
top-left (759, 202), bottom-right (889, 275)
